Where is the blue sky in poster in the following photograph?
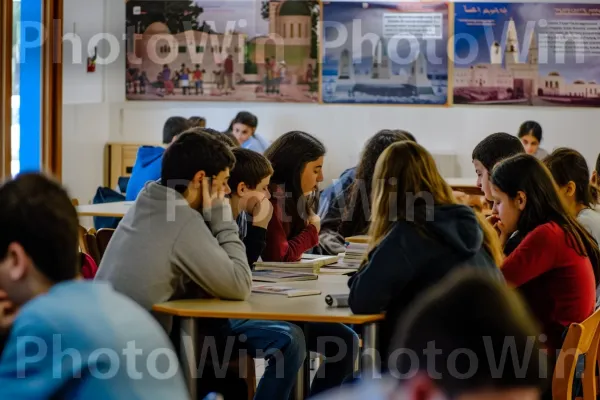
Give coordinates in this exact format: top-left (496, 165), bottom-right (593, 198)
top-left (454, 2), bottom-right (600, 82)
top-left (322, 2), bottom-right (448, 76)
top-left (192, 0), bottom-right (267, 37)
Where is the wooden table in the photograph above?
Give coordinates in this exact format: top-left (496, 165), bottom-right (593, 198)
top-left (446, 177), bottom-right (482, 196)
top-left (153, 275), bottom-right (384, 400)
top-left (76, 201), bottom-right (133, 217)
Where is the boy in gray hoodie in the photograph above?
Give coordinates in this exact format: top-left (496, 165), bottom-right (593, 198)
top-left (97, 130), bottom-right (304, 400)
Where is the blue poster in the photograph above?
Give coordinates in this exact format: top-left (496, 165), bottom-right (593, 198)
top-left (454, 3), bottom-right (600, 107)
top-left (321, 1), bottom-right (449, 105)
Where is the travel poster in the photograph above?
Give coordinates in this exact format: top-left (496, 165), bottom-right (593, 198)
top-left (125, 0), bottom-right (320, 102)
top-left (454, 3), bottom-right (600, 107)
top-left (321, 1), bottom-right (449, 105)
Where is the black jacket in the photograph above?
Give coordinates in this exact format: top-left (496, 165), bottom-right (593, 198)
top-left (348, 204), bottom-right (500, 359)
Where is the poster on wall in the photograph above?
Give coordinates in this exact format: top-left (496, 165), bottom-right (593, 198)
top-left (125, 0), bottom-right (320, 102)
top-left (454, 3), bottom-right (600, 107)
top-left (321, 1), bottom-right (449, 105)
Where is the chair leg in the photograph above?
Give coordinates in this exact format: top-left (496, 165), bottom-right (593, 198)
top-left (246, 357), bottom-right (256, 400)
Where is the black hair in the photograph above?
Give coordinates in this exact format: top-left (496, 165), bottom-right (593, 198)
top-left (188, 116), bottom-right (206, 128)
top-left (518, 121), bottom-right (543, 143)
top-left (339, 130), bottom-right (414, 238)
top-left (544, 147), bottom-right (598, 208)
top-left (264, 131), bottom-right (326, 233)
top-left (162, 116), bottom-right (190, 144)
top-left (393, 269), bottom-right (547, 395)
top-left (472, 132), bottom-right (525, 172)
top-left (0, 173), bottom-right (79, 282)
top-left (197, 127), bottom-right (238, 148)
top-left (229, 148), bottom-right (274, 194)
top-left (595, 153), bottom-right (600, 174)
top-left (227, 111), bottom-right (258, 133)
top-left (161, 130), bottom-right (235, 194)
top-left (492, 154), bottom-right (600, 285)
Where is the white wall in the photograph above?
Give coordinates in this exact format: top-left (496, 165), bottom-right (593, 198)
top-left (62, 0), bottom-right (600, 205)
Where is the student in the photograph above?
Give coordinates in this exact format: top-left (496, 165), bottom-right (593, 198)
top-left (472, 132), bottom-right (526, 255)
top-left (126, 116), bottom-right (189, 201)
top-left (518, 120), bottom-right (548, 160)
top-left (97, 131), bottom-right (304, 400)
top-left (491, 153), bottom-right (600, 355)
top-left (263, 131), bottom-right (359, 395)
top-left (592, 152), bottom-right (600, 191)
top-left (318, 131), bottom-right (416, 219)
top-left (188, 115), bottom-right (206, 128)
top-left (228, 111), bottom-right (270, 153)
top-left (263, 131), bottom-right (325, 262)
top-left (229, 148), bottom-right (274, 265)
top-left (544, 148), bottom-right (600, 245)
top-left (0, 174), bottom-right (189, 399)
top-left (472, 132), bottom-right (525, 201)
top-left (319, 130), bottom-right (413, 255)
top-left (349, 141), bottom-right (503, 360)
top-left (317, 269), bottom-right (547, 400)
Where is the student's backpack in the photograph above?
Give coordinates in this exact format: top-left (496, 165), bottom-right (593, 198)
top-left (80, 252), bottom-right (98, 279)
top-left (93, 187), bottom-right (125, 230)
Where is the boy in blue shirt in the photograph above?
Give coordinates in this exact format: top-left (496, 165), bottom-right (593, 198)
top-left (0, 173), bottom-right (189, 399)
top-left (125, 116), bottom-right (190, 201)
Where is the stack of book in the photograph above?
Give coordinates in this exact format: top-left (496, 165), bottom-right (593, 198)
top-left (252, 270), bottom-right (318, 283)
top-left (342, 236), bottom-right (369, 267)
top-left (253, 254), bottom-right (339, 274)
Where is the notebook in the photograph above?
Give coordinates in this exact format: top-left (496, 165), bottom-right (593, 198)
top-left (252, 284), bottom-right (321, 298)
top-left (254, 254), bottom-right (339, 273)
top-left (252, 270), bottom-right (318, 283)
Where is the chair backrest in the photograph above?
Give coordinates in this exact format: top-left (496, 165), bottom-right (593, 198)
top-left (95, 229), bottom-right (115, 259)
top-left (553, 307), bottom-right (600, 399)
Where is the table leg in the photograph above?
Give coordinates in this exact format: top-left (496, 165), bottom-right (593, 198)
top-left (180, 317), bottom-right (198, 399)
top-left (361, 322), bottom-right (380, 378)
top-left (293, 322), bottom-right (311, 400)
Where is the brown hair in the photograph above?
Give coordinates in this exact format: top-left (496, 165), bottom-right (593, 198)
top-left (544, 147), bottom-right (598, 208)
top-left (367, 141), bottom-right (503, 266)
top-left (229, 148), bottom-right (274, 194)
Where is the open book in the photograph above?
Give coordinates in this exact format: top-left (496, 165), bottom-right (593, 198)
top-left (252, 284), bottom-right (321, 298)
top-left (252, 270), bottom-right (318, 283)
top-left (254, 254), bottom-right (339, 273)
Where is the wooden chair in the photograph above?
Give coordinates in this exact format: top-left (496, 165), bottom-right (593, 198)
top-left (80, 228), bottom-right (114, 266)
top-left (553, 308), bottom-right (600, 399)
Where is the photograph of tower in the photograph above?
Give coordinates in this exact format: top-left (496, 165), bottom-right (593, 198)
top-left (454, 3), bottom-right (600, 107)
top-left (321, 1), bottom-right (449, 105)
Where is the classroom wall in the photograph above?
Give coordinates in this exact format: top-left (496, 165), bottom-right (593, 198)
top-left (62, 0), bottom-right (600, 204)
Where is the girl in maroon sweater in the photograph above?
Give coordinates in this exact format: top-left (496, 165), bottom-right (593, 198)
top-left (262, 131), bottom-right (359, 396)
top-left (263, 131), bottom-right (324, 261)
top-left (490, 154), bottom-right (600, 355)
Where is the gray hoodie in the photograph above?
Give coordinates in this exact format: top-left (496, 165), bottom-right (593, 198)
top-left (96, 181), bottom-right (252, 331)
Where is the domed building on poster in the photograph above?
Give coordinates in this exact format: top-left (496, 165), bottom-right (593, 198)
top-left (250, 0), bottom-right (315, 81)
top-left (454, 17), bottom-right (600, 100)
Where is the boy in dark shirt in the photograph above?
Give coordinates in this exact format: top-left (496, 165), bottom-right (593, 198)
top-left (229, 148), bottom-right (274, 266)
top-left (472, 132), bottom-right (525, 255)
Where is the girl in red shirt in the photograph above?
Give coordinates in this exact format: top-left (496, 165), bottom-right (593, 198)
top-left (262, 131), bottom-right (359, 395)
top-left (490, 153), bottom-right (600, 355)
top-left (263, 131), bottom-right (325, 261)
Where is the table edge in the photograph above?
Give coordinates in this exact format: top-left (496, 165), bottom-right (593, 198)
top-left (152, 304), bottom-right (385, 324)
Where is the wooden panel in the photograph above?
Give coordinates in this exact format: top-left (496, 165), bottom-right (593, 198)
top-left (0, 0), bottom-right (12, 179)
top-left (42, 0), bottom-right (63, 179)
top-left (105, 142), bottom-right (161, 189)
